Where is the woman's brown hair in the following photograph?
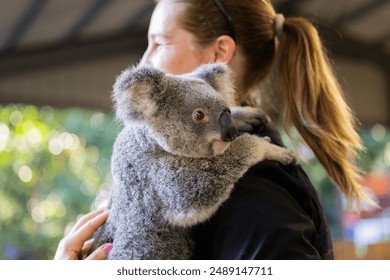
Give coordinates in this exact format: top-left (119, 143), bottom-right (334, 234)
top-left (163, 0), bottom-right (371, 206)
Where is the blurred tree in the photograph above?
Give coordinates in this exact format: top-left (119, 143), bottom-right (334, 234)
top-left (0, 104), bottom-right (120, 259)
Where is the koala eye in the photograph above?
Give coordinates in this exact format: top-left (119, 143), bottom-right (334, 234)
top-left (194, 111), bottom-right (205, 120)
top-left (192, 109), bottom-right (208, 123)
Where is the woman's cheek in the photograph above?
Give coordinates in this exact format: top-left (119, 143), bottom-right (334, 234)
top-left (156, 51), bottom-right (179, 74)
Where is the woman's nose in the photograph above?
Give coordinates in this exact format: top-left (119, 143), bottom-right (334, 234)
top-left (139, 49), bottom-right (151, 66)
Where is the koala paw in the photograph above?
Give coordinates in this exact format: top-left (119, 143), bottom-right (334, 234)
top-left (274, 148), bottom-right (297, 165)
top-left (263, 143), bottom-right (297, 166)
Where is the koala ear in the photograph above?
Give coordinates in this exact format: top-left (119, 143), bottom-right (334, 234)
top-left (191, 63), bottom-right (235, 106)
top-left (112, 65), bottom-right (165, 124)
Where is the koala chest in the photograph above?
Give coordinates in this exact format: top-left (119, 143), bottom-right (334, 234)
top-left (111, 127), bottom-right (166, 215)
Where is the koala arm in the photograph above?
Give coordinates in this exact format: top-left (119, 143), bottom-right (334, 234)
top-left (148, 135), bottom-right (295, 228)
top-left (148, 153), bottom-right (237, 227)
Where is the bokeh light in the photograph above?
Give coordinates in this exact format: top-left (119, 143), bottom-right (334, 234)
top-left (0, 104), bottom-right (118, 259)
top-left (18, 165), bottom-right (32, 183)
top-left (371, 124), bottom-right (386, 142)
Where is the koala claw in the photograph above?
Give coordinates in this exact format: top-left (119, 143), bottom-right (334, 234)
top-left (264, 143), bottom-right (297, 166)
top-left (262, 136), bottom-right (271, 143)
top-left (279, 149), bottom-right (297, 165)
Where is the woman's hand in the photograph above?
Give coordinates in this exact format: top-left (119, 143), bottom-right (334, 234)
top-left (54, 208), bottom-right (112, 260)
top-left (230, 106), bottom-right (271, 133)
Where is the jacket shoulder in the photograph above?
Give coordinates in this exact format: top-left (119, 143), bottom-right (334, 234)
top-left (192, 160), bottom-right (334, 259)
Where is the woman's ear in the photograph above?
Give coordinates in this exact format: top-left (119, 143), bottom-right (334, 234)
top-left (213, 35), bottom-right (236, 64)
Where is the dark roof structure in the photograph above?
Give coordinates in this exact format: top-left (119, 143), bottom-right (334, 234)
top-left (0, 0), bottom-right (389, 124)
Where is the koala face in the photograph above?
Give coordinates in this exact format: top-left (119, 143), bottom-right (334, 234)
top-left (150, 77), bottom-right (238, 158)
top-left (113, 63), bottom-right (238, 158)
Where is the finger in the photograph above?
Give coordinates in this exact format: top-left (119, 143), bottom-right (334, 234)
top-left (247, 119), bottom-right (262, 126)
top-left (70, 210), bottom-right (109, 245)
top-left (81, 239), bottom-right (94, 259)
top-left (63, 210), bottom-right (109, 257)
top-left (54, 238), bottom-right (78, 260)
top-left (86, 243), bottom-right (113, 260)
top-left (238, 124), bottom-right (253, 133)
top-left (82, 239), bottom-right (94, 251)
top-left (54, 210), bottom-right (109, 260)
top-left (70, 208), bottom-right (106, 235)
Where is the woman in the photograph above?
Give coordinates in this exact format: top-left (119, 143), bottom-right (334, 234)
top-left (56, 0), bottom-right (369, 259)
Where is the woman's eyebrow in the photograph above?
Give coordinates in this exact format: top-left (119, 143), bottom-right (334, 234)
top-left (149, 33), bottom-right (172, 41)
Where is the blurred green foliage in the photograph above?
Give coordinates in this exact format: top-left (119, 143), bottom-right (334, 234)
top-left (0, 104), bottom-right (389, 259)
top-left (0, 104), bottom-right (120, 259)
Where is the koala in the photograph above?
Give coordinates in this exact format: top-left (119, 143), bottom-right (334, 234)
top-left (91, 63), bottom-right (296, 259)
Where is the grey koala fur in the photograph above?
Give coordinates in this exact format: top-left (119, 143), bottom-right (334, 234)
top-left (92, 63), bottom-right (296, 260)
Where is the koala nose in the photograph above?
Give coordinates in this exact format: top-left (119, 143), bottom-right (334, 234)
top-left (219, 109), bottom-right (238, 142)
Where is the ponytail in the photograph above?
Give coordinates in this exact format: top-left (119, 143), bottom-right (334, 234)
top-left (277, 17), bottom-right (372, 207)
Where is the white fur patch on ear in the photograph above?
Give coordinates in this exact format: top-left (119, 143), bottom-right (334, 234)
top-left (129, 83), bottom-right (157, 120)
top-left (214, 71), bottom-right (235, 107)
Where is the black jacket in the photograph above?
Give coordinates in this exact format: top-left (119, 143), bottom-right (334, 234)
top-left (191, 126), bottom-right (334, 259)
